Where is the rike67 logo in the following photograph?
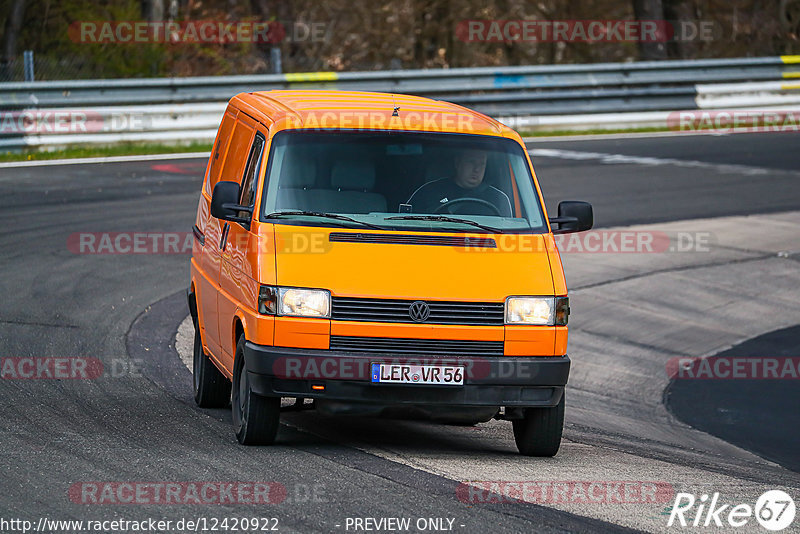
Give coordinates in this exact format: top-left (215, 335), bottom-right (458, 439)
top-left (667, 490), bottom-right (795, 531)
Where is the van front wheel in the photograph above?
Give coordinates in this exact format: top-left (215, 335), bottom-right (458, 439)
top-left (232, 336), bottom-right (280, 445)
top-left (512, 393), bottom-right (565, 457)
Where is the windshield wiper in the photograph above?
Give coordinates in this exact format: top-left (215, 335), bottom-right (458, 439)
top-left (385, 215), bottom-right (503, 233)
top-left (264, 211), bottom-right (385, 230)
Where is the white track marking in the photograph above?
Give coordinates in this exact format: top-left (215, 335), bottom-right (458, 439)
top-left (530, 147), bottom-right (788, 176)
top-left (523, 130), bottom-right (731, 143)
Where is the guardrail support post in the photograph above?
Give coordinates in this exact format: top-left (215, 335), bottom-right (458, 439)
top-left (270, 47), bottom-right (282, 74)
top-left (23, 50), bottom-right (34, 81)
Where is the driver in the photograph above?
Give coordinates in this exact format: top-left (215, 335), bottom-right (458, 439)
top-left (406, 149), bottom-right (513, 217)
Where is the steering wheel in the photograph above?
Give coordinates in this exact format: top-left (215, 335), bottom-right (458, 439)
top-left (433, 197), bottom-right (502, 216)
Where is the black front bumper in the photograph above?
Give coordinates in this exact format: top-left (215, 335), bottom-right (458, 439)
top-left (243, 342), bottom-right (569, 408)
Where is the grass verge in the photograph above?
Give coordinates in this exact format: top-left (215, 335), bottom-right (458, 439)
top-left (0, 142), bottom-right (213, 163)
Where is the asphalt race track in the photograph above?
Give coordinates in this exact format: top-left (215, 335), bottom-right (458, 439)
top-left (531, 132), bottom-right (800, 226)
top-left (1, 131), bottom-right (799, 533)
top-left (666, 324), bottom-right (800, 473)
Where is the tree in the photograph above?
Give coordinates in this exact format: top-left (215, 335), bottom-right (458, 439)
top-left (141, 0), bottom-right (163, 21)
top-left (1, 0), bottom-right (27, 80)
top-left (780, 0), bottom-right (800, 53)
top-left (632, 0), bottom-right (667, 60)
top-left (249, 0), bottom-right (291, 72)
top-left (663, 0), bottom-right (697, 59)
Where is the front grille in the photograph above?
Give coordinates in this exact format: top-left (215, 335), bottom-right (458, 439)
top-left (331, 297), bottom-right (505, 326)
top-left (329, 335), bottom-right (504, 356)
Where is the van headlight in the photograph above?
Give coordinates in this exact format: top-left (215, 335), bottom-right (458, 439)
top-left (278, 288), bottom-right (331, 318)
top-left (505, 296), bottom-right (569, 325)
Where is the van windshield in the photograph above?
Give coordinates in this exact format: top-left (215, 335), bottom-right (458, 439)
top-left (260, 130), bottom-right (547, 234)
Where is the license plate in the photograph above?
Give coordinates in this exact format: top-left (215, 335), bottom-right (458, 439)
top-left (371, 363), bottom-right (464, 385)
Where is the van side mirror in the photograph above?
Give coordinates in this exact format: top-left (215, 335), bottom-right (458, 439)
top-left (549, 201), bottom-right (593, 234)
top-left (210, 181), bottom-right (252, 224)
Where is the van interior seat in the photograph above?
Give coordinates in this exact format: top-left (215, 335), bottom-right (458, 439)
top-left (276, 151), bottom-right (329, 212)
top-left (329, 159), bottom-right (387, 214)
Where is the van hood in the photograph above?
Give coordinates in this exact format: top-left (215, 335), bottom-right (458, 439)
top-left (269, 226), bottom-right (555, 301)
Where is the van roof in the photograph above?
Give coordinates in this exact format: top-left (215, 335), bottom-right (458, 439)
top-left (232, 90), bottom-right (512, 137)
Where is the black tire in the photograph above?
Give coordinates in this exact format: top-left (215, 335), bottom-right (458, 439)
top-left (232, 336), bottom-right (280, 445)
top-left (192, 325), bottom-right (231, 408)
top-left (512, 392), bottom-right (565, 457)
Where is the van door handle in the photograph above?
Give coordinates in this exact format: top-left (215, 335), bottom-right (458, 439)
top-left (220, 223), bottom-right (230, 251)
top-left (192, 224), bottom-right (205, 246)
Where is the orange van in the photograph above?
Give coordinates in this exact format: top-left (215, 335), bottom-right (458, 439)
top-left (188, 90), bottom-right (592, 456)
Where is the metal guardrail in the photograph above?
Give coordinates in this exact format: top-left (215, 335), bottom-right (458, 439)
top-left (1, 55), bottom-right (799, 150)
top-left (2, 56), bottom-right (798, 111)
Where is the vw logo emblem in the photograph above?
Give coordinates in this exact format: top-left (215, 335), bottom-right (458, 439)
top-left (408, 301), bottom-right (430, 323)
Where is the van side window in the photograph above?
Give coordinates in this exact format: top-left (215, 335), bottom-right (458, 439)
top-left (205, 110), bottom-right (238, 196)
top-left (239, 133), bottom-right (266, 213)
